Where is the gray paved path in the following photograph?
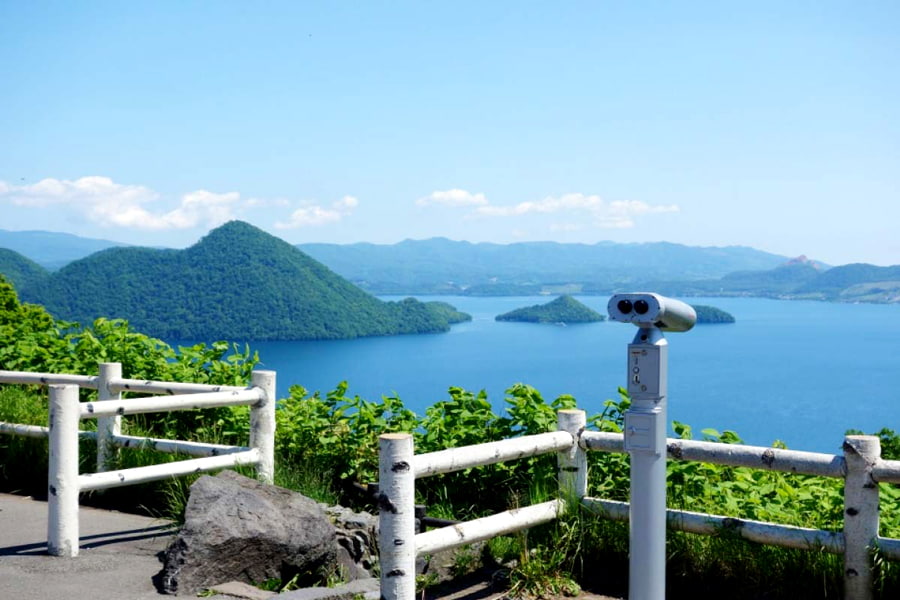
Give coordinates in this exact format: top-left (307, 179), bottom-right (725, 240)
top-left (0, 492), bottom-right (175, 599)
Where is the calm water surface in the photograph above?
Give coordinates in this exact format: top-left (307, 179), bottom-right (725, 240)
top-left (236, 296), bottom-right (900, 454)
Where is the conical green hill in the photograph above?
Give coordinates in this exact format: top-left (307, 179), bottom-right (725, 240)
top-left (495, 295), bottom-right (605, 324)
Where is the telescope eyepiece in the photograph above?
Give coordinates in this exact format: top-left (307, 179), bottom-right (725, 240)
top-left (607, 292), bottom-right (697, 332)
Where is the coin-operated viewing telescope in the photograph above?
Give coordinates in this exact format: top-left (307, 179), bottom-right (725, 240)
top-left (607, 292), bottom-right (696, 600)
top-left (607, 292), bottom-right (696, 333)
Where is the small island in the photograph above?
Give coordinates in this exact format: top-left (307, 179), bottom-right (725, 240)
top-left (495, 295), bottom-right (605, 324)
top-left (691, 304), bottom-right (736, 324)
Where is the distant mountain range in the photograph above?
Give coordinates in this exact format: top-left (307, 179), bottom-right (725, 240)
top-left (0, 229), bottom-right (128, 270)
top-left (1, 222), bottom-right (470, 340)
top-left (1, 226), bottom-right (899, 305)
top-left (645, 259), bottom-right (900, 303)
top-left (297, 238), bottom-right (792, 294)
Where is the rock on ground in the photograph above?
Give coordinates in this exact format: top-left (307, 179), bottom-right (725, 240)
top-left (161, 471), bottom-right (337, 595)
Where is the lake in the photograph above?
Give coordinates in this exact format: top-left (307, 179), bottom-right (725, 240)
top-left (235, 296), bottom-right (900, 454)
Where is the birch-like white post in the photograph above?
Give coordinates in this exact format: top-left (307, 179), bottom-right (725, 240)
top-left (48, 384), bottom-right (80, 557)
top-left (96, 362), bottom-right (122, 473)
top-left (379, 433), bottom-right (416, 600)
top-left (249, 370), bottom-right (276, 484)
top-left (843, 435), bottom-right (881, 600)
top-left (557, 410), bottom-right (587, 502)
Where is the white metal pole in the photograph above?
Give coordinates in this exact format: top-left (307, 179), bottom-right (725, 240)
top-left (250, 370), bottom-right (276, 484)
top-left (557, 410), bottom-right (587, 502)
top-left (843, 435), bottom-right (880, 600)
top-left (48, 384), bottom-right (80, 557)
top-left (624, 326), bottom-right (668, 600)
top-left (379, 433), bottom-right (416, 600)
top-left (96, 362), bottom-right (122, 472)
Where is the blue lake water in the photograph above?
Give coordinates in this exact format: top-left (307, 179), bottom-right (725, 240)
top-left (232, 296), bottom-right (900, 454)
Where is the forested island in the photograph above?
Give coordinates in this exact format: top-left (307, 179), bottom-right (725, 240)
top-left (495, 295), bottom-right (605, 324)
top-left (2, 222), bottom-right (471, 341)
top-left (691, 304), bottom-right (736, 324)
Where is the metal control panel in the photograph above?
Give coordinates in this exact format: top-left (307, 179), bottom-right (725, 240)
top-left (627, 344), bottom-right (662, 397)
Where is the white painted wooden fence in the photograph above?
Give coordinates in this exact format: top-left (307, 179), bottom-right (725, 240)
top-left (0, 363), bottom-right (276, 557)
top-left (378, 409), bottom-right (900, 600)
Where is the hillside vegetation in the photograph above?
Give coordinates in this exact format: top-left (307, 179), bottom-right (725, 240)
top-left (14, 221), bottom-right (470, 340)
top-left (496, 295), bottom-right (605, 323)
top-left (0, 248), bottom-right (48, 291)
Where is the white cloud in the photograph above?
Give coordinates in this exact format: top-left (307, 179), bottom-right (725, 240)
top-left (334, 195), bottom-right (359, 211)
top-left (0, 176), bottom-right (241, 230)
top-left (246, 197), bottom-right (291, 208)
top-left (416, 189), bottom-right (488, 207)
top-left (275, 195), bottom-right (359, 229)
top-left (549, 223), bottom-right (585, 232)
top-left (473, 193), bottom-right (679, 229)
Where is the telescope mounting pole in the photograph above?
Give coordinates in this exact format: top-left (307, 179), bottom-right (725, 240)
top-left (624, 325), bottom-right (668, 600)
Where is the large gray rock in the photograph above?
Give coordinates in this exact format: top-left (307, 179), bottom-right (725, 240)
top-left (161, 471), bottom-right (337, 595)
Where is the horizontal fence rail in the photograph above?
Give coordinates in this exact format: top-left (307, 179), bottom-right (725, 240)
top-left (0, 363), bottom-right (276, 558)
top-left (581, 430), bottom-right (847, 478)
top-left (80, 388), bottom-right (265, 418)
top-left (412, 431), bottom-right (574, 479)
top-left (109, 378), bottom-right (247, 395)
top-left (111, 434), bottom-right (250, 457)
top-left (874, 461), bottom-right (900, 484)
top-left (0, 370), bottom-right (99, 389)
top-left (78, 449), bottom-right (262, 492)
top-left (582, 497), bottom-right (846, 554)
top-left (415, 499), bottom-right (563, 556)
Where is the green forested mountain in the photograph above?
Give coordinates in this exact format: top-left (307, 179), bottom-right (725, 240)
top-left (0, 249), bottom-right (49, 291)
top-left (496, 295), bottom-right (605, 324)
top-left (17, 221), bottom-right (470, 341)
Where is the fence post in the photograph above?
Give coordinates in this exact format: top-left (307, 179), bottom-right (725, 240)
top-left (843, 435), bottom-right (881, 600)
top-left (250, 370), bottom-right (276, 484)
top-left (48, 384), bottom-right (80, 557)
top-left (379, 433), bottom-right (416, 600)
top-left (96, 362), bottom-right (122, 472)
top-left (557, 410), bottom-right (587, 503)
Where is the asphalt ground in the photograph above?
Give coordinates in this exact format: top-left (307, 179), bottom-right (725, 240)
top-left (0, 493), bottom-right (175, 599)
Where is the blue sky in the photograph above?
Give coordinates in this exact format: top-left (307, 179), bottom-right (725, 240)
top-left (1, 2), bottom-right (897, 265)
